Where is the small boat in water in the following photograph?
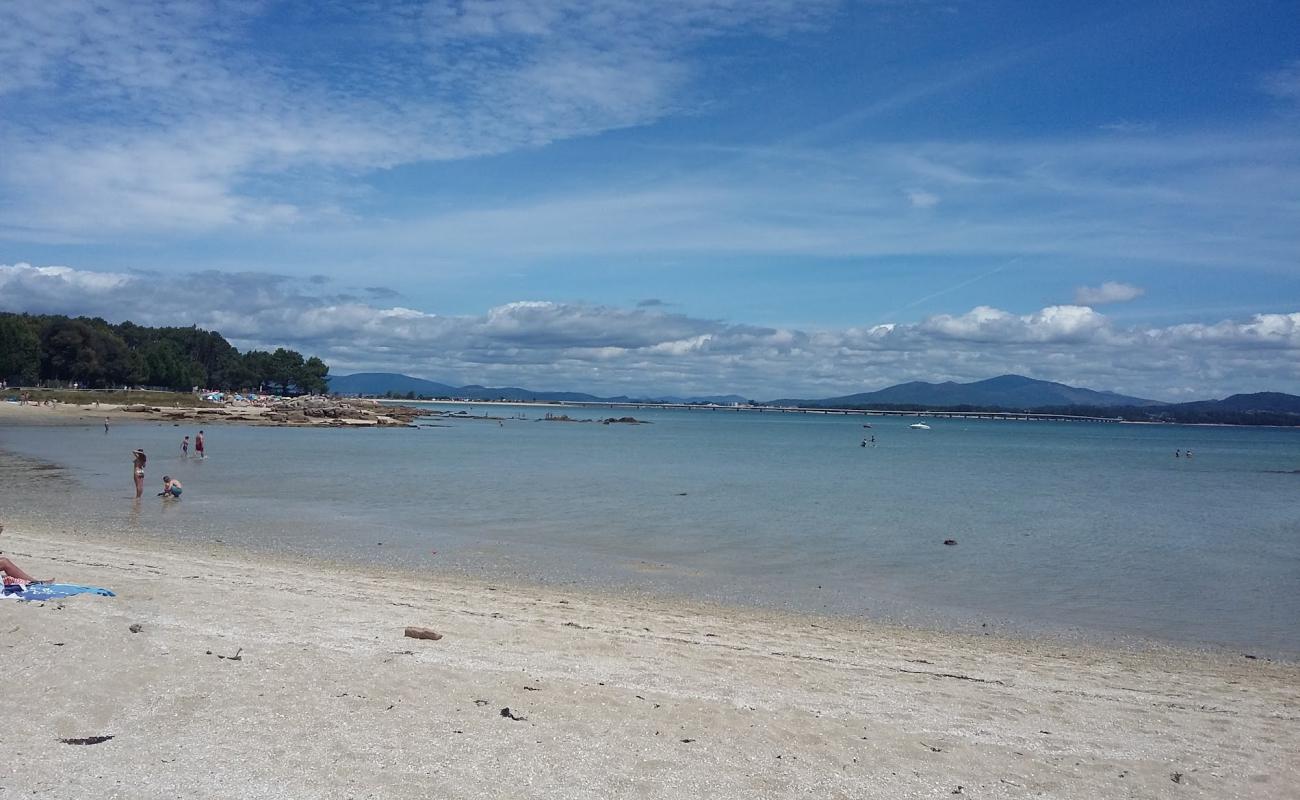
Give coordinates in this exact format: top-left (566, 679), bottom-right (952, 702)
top-left (909, 422), bottom-right (931, 430)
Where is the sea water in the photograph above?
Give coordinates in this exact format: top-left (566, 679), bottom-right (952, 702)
top-left (2, 404), bottom-right (1298, 655)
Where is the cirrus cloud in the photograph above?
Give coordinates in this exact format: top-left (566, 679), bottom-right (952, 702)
top-left (0, 0), bottom-right (837, 237)
top-left (1073, 281), bottom-right (1145, 305)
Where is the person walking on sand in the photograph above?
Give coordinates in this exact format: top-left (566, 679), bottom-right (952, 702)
top-left (131, 448), bottom-right (147, 498)
top-left (195, 430), bottom-right (205, 459)
top-left (181, 435), bottom-right (189, 457)
top-left (0, 522), bottom-right (51, 585)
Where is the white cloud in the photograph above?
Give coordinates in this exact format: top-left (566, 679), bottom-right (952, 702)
top-left (906, 189), bottom-right (939, 208)
top-left (920, 305), bottom-right (1109, 343)
top-left (2, 262), bottom-right (1298, 400)
top-left (1261, 59), bottom-right (1300, 103)
top-left (297, 133), bottom-right (1300, 277)
top-left (1098, 120), bottom-right (1156, 133)
top-left (1074, 281), bottom-right (1144, 305)
top-left (0, 0), bottom-right (835, 237)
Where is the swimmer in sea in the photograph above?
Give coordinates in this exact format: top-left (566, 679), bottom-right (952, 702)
top-left (159, 475), bottom-right (183, 498)
top-left (181, 435), bottom-right (189, 457)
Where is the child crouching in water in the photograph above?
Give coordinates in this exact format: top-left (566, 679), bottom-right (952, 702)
top-left (159, 476), bottom-right (183, 498)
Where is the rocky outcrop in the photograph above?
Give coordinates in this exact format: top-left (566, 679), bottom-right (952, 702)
top-left (105, 398), bottom-right (422, 428)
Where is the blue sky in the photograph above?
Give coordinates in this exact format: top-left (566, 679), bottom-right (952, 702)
top-left (1, 0), bottom-right (1298, 399)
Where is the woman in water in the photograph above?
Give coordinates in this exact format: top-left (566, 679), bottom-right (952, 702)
top-left (131, 448), bottom-right (147, 498)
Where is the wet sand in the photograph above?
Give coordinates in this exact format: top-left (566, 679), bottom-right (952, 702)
top-left (2, 521), bottom-right (1296, 799)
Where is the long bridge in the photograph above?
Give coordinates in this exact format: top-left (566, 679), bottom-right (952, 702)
top-left (549, 401), bottom-right (1123, 423)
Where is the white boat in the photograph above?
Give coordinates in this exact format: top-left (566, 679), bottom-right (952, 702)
top-left (909, 422), bottom-right (931, 430)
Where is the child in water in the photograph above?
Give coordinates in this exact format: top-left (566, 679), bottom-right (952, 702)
top-left (159, 476), bottom-right (183, 498)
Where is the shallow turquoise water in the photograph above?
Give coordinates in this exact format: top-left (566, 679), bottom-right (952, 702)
top-left (3, 404), bottom-right (1298, 654)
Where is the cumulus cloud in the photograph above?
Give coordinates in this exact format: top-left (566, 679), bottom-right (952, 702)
top-left (3, 263), bottom-right (1298, 400)
top-left (1073, 281), bottom-right (1145, 305)
top-left (921, 305), bottom-right (1109, 343)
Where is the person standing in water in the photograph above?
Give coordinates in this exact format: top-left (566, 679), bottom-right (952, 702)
top-left (195, 430), bottom-right (205, 459)
top-left (131, 449), bottom-right (147, 499)
top-left (181, 435), bottom-right (189, 457)
top-left (104, 417), bottom-right (110, 434)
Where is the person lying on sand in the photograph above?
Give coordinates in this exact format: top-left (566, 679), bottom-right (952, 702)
top-left (159, 476), bottom-right (183, 499)
top-left (0, 521), bottom-right (50, 585)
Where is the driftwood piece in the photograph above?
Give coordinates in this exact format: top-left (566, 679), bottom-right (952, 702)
top-left (404, 626), bottom-right (443, 641)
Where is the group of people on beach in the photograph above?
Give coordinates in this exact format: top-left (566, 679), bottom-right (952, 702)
top-left (129, 430), bottom-right (204, 500)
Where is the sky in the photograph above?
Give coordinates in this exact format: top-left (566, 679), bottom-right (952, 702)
top-left (1, 0), bottom-right (1298, 401)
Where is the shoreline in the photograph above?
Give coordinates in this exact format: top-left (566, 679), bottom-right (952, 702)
top-left (2, 415), bottom-right (1296, 661)
top-left (10, 500), bottom-right (1280, 666)
top-left (381, 398), bottom-right (1300, 429)
top-left (0, 396), bottom-right (423, 428)
top-left (2, 521), bottom-right (1297, 798)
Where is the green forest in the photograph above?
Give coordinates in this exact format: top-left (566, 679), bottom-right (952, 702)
top-left (0, 312), bottom-right (329, 394)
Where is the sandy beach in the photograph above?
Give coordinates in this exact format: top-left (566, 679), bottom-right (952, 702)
top-left (2, 521), bottom-right (1296, 800)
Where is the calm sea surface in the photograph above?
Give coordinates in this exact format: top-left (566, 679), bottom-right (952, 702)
top-left (3, 404), bottom-right (1298, 655)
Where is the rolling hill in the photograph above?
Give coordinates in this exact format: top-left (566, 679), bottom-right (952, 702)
top-left (327, 373), bottom-right (748, 404)
top-left (773, 374), bottom-right (1163, 409)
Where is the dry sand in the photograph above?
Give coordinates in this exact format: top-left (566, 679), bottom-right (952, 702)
top-left (1, 524), bottom-right (1296, 800)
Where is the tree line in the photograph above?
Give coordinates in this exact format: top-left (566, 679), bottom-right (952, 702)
top-left (0, 312), bottom-right (329, 394)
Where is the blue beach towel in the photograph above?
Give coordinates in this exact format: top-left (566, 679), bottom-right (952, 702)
top-left (1, 583), bottom-right (116, 601)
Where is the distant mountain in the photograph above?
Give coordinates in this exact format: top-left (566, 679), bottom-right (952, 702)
top-left (647, 394), bottom-right (750, 405)
top-left (450, 384), bottom-right (606, 402)
top-left (327, 372), bottom-right (1299, 424)
top-left (327, 373), bottom-right (458, 397)
top-left (1169, 392), bottom-right (1300, 414)
top-left (772, 374), bottom-right (1163, 409)
top-left (327, 373), bottom-right (749, 405)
